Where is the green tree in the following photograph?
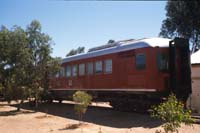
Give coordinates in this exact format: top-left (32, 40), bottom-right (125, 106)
top-left (160, 1), bottom-right (200, 53)
top-left (40, 57), bottom-right (62, 102)
top-left (0, 25), bottom-right (31, 110)
top-left (107, 39), bottom-right (115, 44)
top-left (10, 26), bottom-right (32, 110)
top-left (0, 20), bottom-right (60, 110)
top-left (66, 46), bottom-right (85, 57)
top-left (73, 91), bottom-right (92, 124)
top-left (0, 26), bottom-right (9, 99)
top-left (151, 94), bottom-right (194, 133)
top-left (26, 20), bottom-right (55, 108)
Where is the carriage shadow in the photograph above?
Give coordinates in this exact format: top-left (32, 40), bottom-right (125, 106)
top-left (12, 101), bottom-right (163, 129)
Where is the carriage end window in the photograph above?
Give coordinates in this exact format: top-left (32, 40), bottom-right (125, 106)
top-left (157, 53), bottom-right (168, 71)
top-left (136, 54), bottom-right (146, 70)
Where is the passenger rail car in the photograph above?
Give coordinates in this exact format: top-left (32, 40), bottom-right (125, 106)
top-left (49, 37), bottom-right (191, 111)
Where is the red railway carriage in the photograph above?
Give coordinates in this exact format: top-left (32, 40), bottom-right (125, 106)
top-left (49, 37), bottom-right (191, 111)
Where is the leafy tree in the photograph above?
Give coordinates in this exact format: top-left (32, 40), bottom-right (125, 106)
top-left (26, 20), bottom-right (56, 108)
top-left (0, 83), bottom-right (2, 95)
top-left (73, 91), bottom-right (92, 124)
top-left (0, 20), bottom-right (60, 110)
top-left (107, 39), bottom-right (115, 44)
top-left (0, 26), bottom-right (9, 98)
top-left (151, 94), bottom-right (194, 133)
top-left (0, 25), bottom-right (31, 110)
top-left (10, 26), bottom-right (32, 110)
top-left (66, 46), bottom-right (85, 57)
top-left (160, 1), bottom-right (200, 53)
top-left (40, 57), bottom-right (62, 102)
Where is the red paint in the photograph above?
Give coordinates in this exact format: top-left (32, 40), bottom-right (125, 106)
top-left (50, 47), bottom-right (170, 93)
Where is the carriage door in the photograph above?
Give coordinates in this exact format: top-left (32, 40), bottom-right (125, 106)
top-left (169, 37), bottom-right (192, 101)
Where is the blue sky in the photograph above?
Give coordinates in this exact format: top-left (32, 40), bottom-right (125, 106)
top-left (1, 0), bottom-right (167, 58)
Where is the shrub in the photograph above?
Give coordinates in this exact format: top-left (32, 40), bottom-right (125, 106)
top-left (151, 94), bottom-right (195, 133)
top-left (73, 91), bottom-right (92, 124)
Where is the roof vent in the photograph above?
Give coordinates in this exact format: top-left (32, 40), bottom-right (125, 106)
top-left (88, 39), bottom-right (135, 53)
top-left (88, 42), bottom-right (120, 52)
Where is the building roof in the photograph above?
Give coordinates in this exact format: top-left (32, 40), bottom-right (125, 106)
top-left (62, 37), bottom-right (171, 63)
top-left (191, 50), bottom-right (200, 64)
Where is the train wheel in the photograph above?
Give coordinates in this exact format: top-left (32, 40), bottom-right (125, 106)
top-left (110, 98), bottom-right (153, 113)
top-left (47, 99), bottom-right (53, 104)
top-left (59, 100), bottom-right (62, 103)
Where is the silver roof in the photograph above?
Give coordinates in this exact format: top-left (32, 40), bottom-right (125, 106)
top-left (62, 37), bottom-right (171, 63)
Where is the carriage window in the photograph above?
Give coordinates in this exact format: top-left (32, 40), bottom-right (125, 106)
top-left (59, 67), bottom-right (65, 77)
top-left (79, 63), bottom-right (85, 76)
top-left (136, 54), bottom-right (146, 70)
top-left (55, 72), bottom-right (59, 78)
top-left (72, 65), bottom-right (77, 77)
top-left (87, 62), bottom-right (93, 75)
top-left (66, 65), bottom-right (71, 77)
top-left (95, 61), bottom-right (102, 74)
top-left (157, 53), bottom-right (168, 71)
top-left (104, 59), bottom-right (112, 73)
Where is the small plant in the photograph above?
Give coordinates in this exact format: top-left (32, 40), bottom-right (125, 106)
top-left (151, 94), bottom-right (195, 133)
top-left (98, 126), bottom-right (102, 133)
top-left (73, 91), bottom-right (92, 124)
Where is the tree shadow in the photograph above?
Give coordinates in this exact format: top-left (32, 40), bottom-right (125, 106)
top-left (58, 123), bottom-right (91, 131)
top-left (0, 103), bottom-right (11, 106)
top-left (12, 101), bottom-right (163, 129)
top-left (0, 109), bottom-right (36, 116)
top-left (59, 123), bottom-right (81, 131)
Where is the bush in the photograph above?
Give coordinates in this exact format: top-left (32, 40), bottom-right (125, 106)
top-left (73, 91), bottom-right (92, 124)
top-left (151, 94), bottom-right (195, 133)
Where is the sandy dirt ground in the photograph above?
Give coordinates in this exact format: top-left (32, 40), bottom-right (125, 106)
top-left (0, 101), bottom-right (199, 133)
